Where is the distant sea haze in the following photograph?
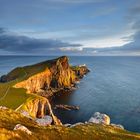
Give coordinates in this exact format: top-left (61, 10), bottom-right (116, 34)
top-left (0, 56), bottom-right (140, 132)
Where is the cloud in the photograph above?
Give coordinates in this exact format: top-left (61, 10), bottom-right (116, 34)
top-left (114, 3), bottom-right (140, 53)
top-left (86, 2), bottom-right (140, 56)
top-left (0, 27), bottom-right (82, 55)
top-left (59, 47), bottom-right (83, 52)
top-left (0, 28), bottom-right (6, 34)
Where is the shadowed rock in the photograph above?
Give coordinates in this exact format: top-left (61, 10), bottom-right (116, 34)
top-left (36, 115), bottom-right (53, 126)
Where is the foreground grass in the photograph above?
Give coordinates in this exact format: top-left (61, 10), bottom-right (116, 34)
top-left (1, 109), bottom-right (140, 140)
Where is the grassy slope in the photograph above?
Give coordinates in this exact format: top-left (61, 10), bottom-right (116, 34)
top-left (1, 108), bottom-right (140, 140)
top-left (0, 56), bottom-right (70, 109)
top-left (0, 59), bottom-right (52, 109)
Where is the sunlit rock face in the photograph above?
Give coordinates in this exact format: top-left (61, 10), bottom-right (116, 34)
top-left (72, 64), bottom-right (90, 79)
top-left (14, 56), bottom-right (76, 93)
top-left (16, 97), bottom-right (62, 125)
top-left (15, 68), bottom-right (52, 93)
top-left (88, 112), bottom-right (110, 125)
top-left (49, 56), bottom-right (76, 88)
top-left (14, 56), bottom-right (89, 94)
top-left (16, 97), bottom-right (49, 118)
top-left (0, 56), bottom-right (89, 126)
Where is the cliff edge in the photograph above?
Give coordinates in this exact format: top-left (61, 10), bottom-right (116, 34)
top-left (0, 56), bottom-right (89, 125)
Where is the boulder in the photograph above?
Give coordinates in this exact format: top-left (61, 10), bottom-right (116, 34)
top-left (20, 110), bottom-right (33, 120)
top-left (70, 122), bottom-right (84, 128)
top-left (14, 124), bottom-right (32, 135)
top-left (64, 124), bottom-right (71, 127)
top-left (88, 112), bottom-right (110, 125)
top-left (111, 123), bottom-right (124, 129)
top-left (36, 115), bottom-right (52, 126)
top-left (0, 106), bottom-right (8, 110)
top-left (54, 104), bottom-right (80, 111)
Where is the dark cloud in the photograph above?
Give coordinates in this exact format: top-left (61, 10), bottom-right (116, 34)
top-left (0, 28), bottom-right (6, 34)
top-left (0, 27), bottom-right (82, 55)
top-left (89, 2), bottom-right (140, 55)
top-left (115, 3), bottom-right (140, 53)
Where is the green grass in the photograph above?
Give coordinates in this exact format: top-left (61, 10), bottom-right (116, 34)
top-left (6, 59), bottom-right (54, 81)
top-left (71, 66), bottom-right (80, 70)
top-left (0, 59), bottom-right (52, 109)
top-left (0, 56), bottom-right (67, 110)
top-left (0, 76), bottom-right (29, 109)
top-left (0, 87), bottom-right (33, 109)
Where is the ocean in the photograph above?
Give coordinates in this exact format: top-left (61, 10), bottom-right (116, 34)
top-left (0, 56), bottom-right (140, 132)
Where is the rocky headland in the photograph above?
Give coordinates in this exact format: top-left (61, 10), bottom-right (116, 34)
top-left (0, 56), bottom-right (140, 140)
top-left (0, 56), bottom-right (89, 125)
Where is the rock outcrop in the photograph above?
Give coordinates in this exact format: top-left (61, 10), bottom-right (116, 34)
top-left (13, 56), bottom-right (89, 95)
top-left (0, 106), bottom-right (8, 110)
top-left (16, 97), bottom-right (48, 118)
top-left (87, 112), bottom-right (124, 129)
top-left (14, 124), bottom-right (32, 135)
top-left (88, 112), bottom-right (110, 125)
top-left (64, 112), bottom-right (124, 130)
top-left (14, 68), bottom-right (52, 94)
top-left (0, 56), bottom-right (89, 126)
top-left (111, 123), bottom-right (124, 129)
top-left (72, 64), bottom-right (90, 79)
top-left (13, 56), bottom-right (72, 93)
top-left (16, 97), bottom-right (62, 125)
top-left (36, 115), bottom-right (52, 126)
top-left (54, 104), bottom-right (80, 111)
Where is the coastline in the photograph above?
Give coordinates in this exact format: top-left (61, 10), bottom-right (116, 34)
top-left (1, 56), bottom-right (140, 139)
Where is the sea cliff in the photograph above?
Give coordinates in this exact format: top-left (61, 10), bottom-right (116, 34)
top-left (0, 56), bottom-right (89, 124)
top-left (13, 56), bottom-right (89, 95)
top-left (1, 56), bottom-right (139, 140)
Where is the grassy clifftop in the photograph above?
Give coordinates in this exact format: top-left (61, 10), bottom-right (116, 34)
top-left (0, 56), bottom-right (71, 109)
top-left (0, 56), bottom-right (88, 110)
top-left (1, 108), bottom-right (140, 140)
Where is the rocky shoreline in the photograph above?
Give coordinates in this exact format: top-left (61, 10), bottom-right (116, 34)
top-left (0, 56), bottom-right (124, 129)
top-left (0, 56), bottom-right (135, 140)
top-left (54, 104), bottom-right (80, 111)
top-left (1, 107), bottom-right (138, 140)
top-left (0, 56), bottom-right (90, 125)
top-left (0, 106), bottom-right (124, 132)
top-left (67, 112), bottom-right (124, 130)
top-left (0, 106), bottom-right (124, 136)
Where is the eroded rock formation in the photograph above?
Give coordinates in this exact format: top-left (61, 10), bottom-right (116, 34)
top-left (14, 56), bottom-right (89, 95)
top-left (14, 68), bottom-right (52, 94)
top-left (16, 97), bottom-right (62, 125)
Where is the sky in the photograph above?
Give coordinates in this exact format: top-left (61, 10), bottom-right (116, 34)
top-left (0, 0), bottom-right (140, 56)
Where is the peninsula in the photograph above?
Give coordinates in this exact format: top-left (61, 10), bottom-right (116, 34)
top-left (0, 56), bottom-right (140, 140)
